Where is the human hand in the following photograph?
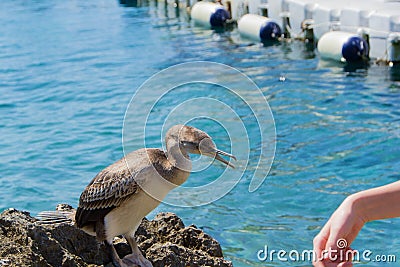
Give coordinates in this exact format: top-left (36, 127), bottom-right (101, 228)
top-left (312, 195), bottom-right (366, 267)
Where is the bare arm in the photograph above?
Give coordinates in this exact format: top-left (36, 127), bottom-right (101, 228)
top-left (313, 180), bottom-right (400, 267)
top-left (352, 180), bottom-right (400, 222)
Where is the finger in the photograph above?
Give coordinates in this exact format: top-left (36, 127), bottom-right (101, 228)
top-left (314, 235), bottom-right (329, 263)
top-left (314, 234), bottom-right (327, 252)
top-left (315, 258), bottom-right (351, 267)
top-left (312, 261), bottom-right (323, 267)
top-left (314, 224), bottom-right (331, 260)
top-left (338, 261), bottom-right (353, 267)
top-left (325, 231), bottom-right (345, 252)
top-left (313, 260), bottom-right (336, 267)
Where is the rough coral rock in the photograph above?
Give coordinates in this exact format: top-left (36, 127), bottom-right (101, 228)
top-left (0, 207), bottom-right (233, 267)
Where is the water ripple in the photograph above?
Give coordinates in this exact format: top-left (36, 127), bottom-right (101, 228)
top-left (1, 1), bottom-right (399, 267)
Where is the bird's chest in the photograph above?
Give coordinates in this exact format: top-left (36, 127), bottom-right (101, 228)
top-left (104, 191), bottom-right (160, 238)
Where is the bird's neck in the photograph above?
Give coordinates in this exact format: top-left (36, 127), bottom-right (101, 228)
top-left (166, 139), bottom-right (192, 175)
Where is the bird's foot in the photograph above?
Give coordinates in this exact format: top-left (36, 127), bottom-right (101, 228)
top-left (110, 256), bottom-right (128, 267)
top-left (110, 256), bottom-right (139, 267)
top-left (123, 253), bottom-right (153, 267)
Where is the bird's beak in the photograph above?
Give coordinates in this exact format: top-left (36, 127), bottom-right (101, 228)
top-left (215, 149), bottom-right (236, 169)
top-left (199, 138), bottom-right (236, 168)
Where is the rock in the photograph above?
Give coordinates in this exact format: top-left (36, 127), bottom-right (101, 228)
top-left (0, 207), bottom-right (233, 267)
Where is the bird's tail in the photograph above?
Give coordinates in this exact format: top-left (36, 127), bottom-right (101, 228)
top-left (36, 204), bottom-right (76, 225)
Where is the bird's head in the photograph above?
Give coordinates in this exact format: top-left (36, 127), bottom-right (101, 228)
top-left (166, 124), bottom-right (236, 168)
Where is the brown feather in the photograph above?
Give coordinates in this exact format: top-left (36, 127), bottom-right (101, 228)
top-left (75, 148), bottom-right (177, 228)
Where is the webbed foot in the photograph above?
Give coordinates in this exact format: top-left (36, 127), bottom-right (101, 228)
top-left (123, 253), bottom-right (153, 267)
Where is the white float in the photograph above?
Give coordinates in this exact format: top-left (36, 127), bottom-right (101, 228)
top-left (317, 31), bottom-right (369, 62)
top-left (238, 14), bottom-right (282, 42)
top-left (233, 0), bottom-right (400, 62)
top-left (191, 1), bottom-right (230, 28)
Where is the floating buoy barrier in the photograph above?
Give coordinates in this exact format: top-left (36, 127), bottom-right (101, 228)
top-left (238, 14), bottom-right (282, 43)
top-left (317, 31), bottom-right (369, 62)
top-left (160, 0), bottom-right (398, 65)
top-left (191, 1), bottom-right (230, 28)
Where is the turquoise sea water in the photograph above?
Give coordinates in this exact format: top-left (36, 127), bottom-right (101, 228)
top-left (1, 1), bottom-right (400, 266)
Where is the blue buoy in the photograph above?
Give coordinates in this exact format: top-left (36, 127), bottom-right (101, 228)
top-left (210, 8), bottom-right (230, 28)
top-left (259, 21), bottom-right (282, 42)
top-left (342, 36), bottom-right (369, 62)
top-left (238, 14), bottom-right (282, 43)
top-left (318, 31), bottom-right (370, 63)
top-left (191, 2), bottom-right (229, 29)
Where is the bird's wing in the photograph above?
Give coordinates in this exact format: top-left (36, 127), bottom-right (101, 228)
top-left (79, 165), bottom-right (139, 210)
top-left (75, 148), bottom-right (164, 228)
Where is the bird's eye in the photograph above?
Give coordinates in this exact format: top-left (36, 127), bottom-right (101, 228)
top-left (181, 141), bottom-right (189, 147)
top-left (181, 141), bottom-right (196, 149)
